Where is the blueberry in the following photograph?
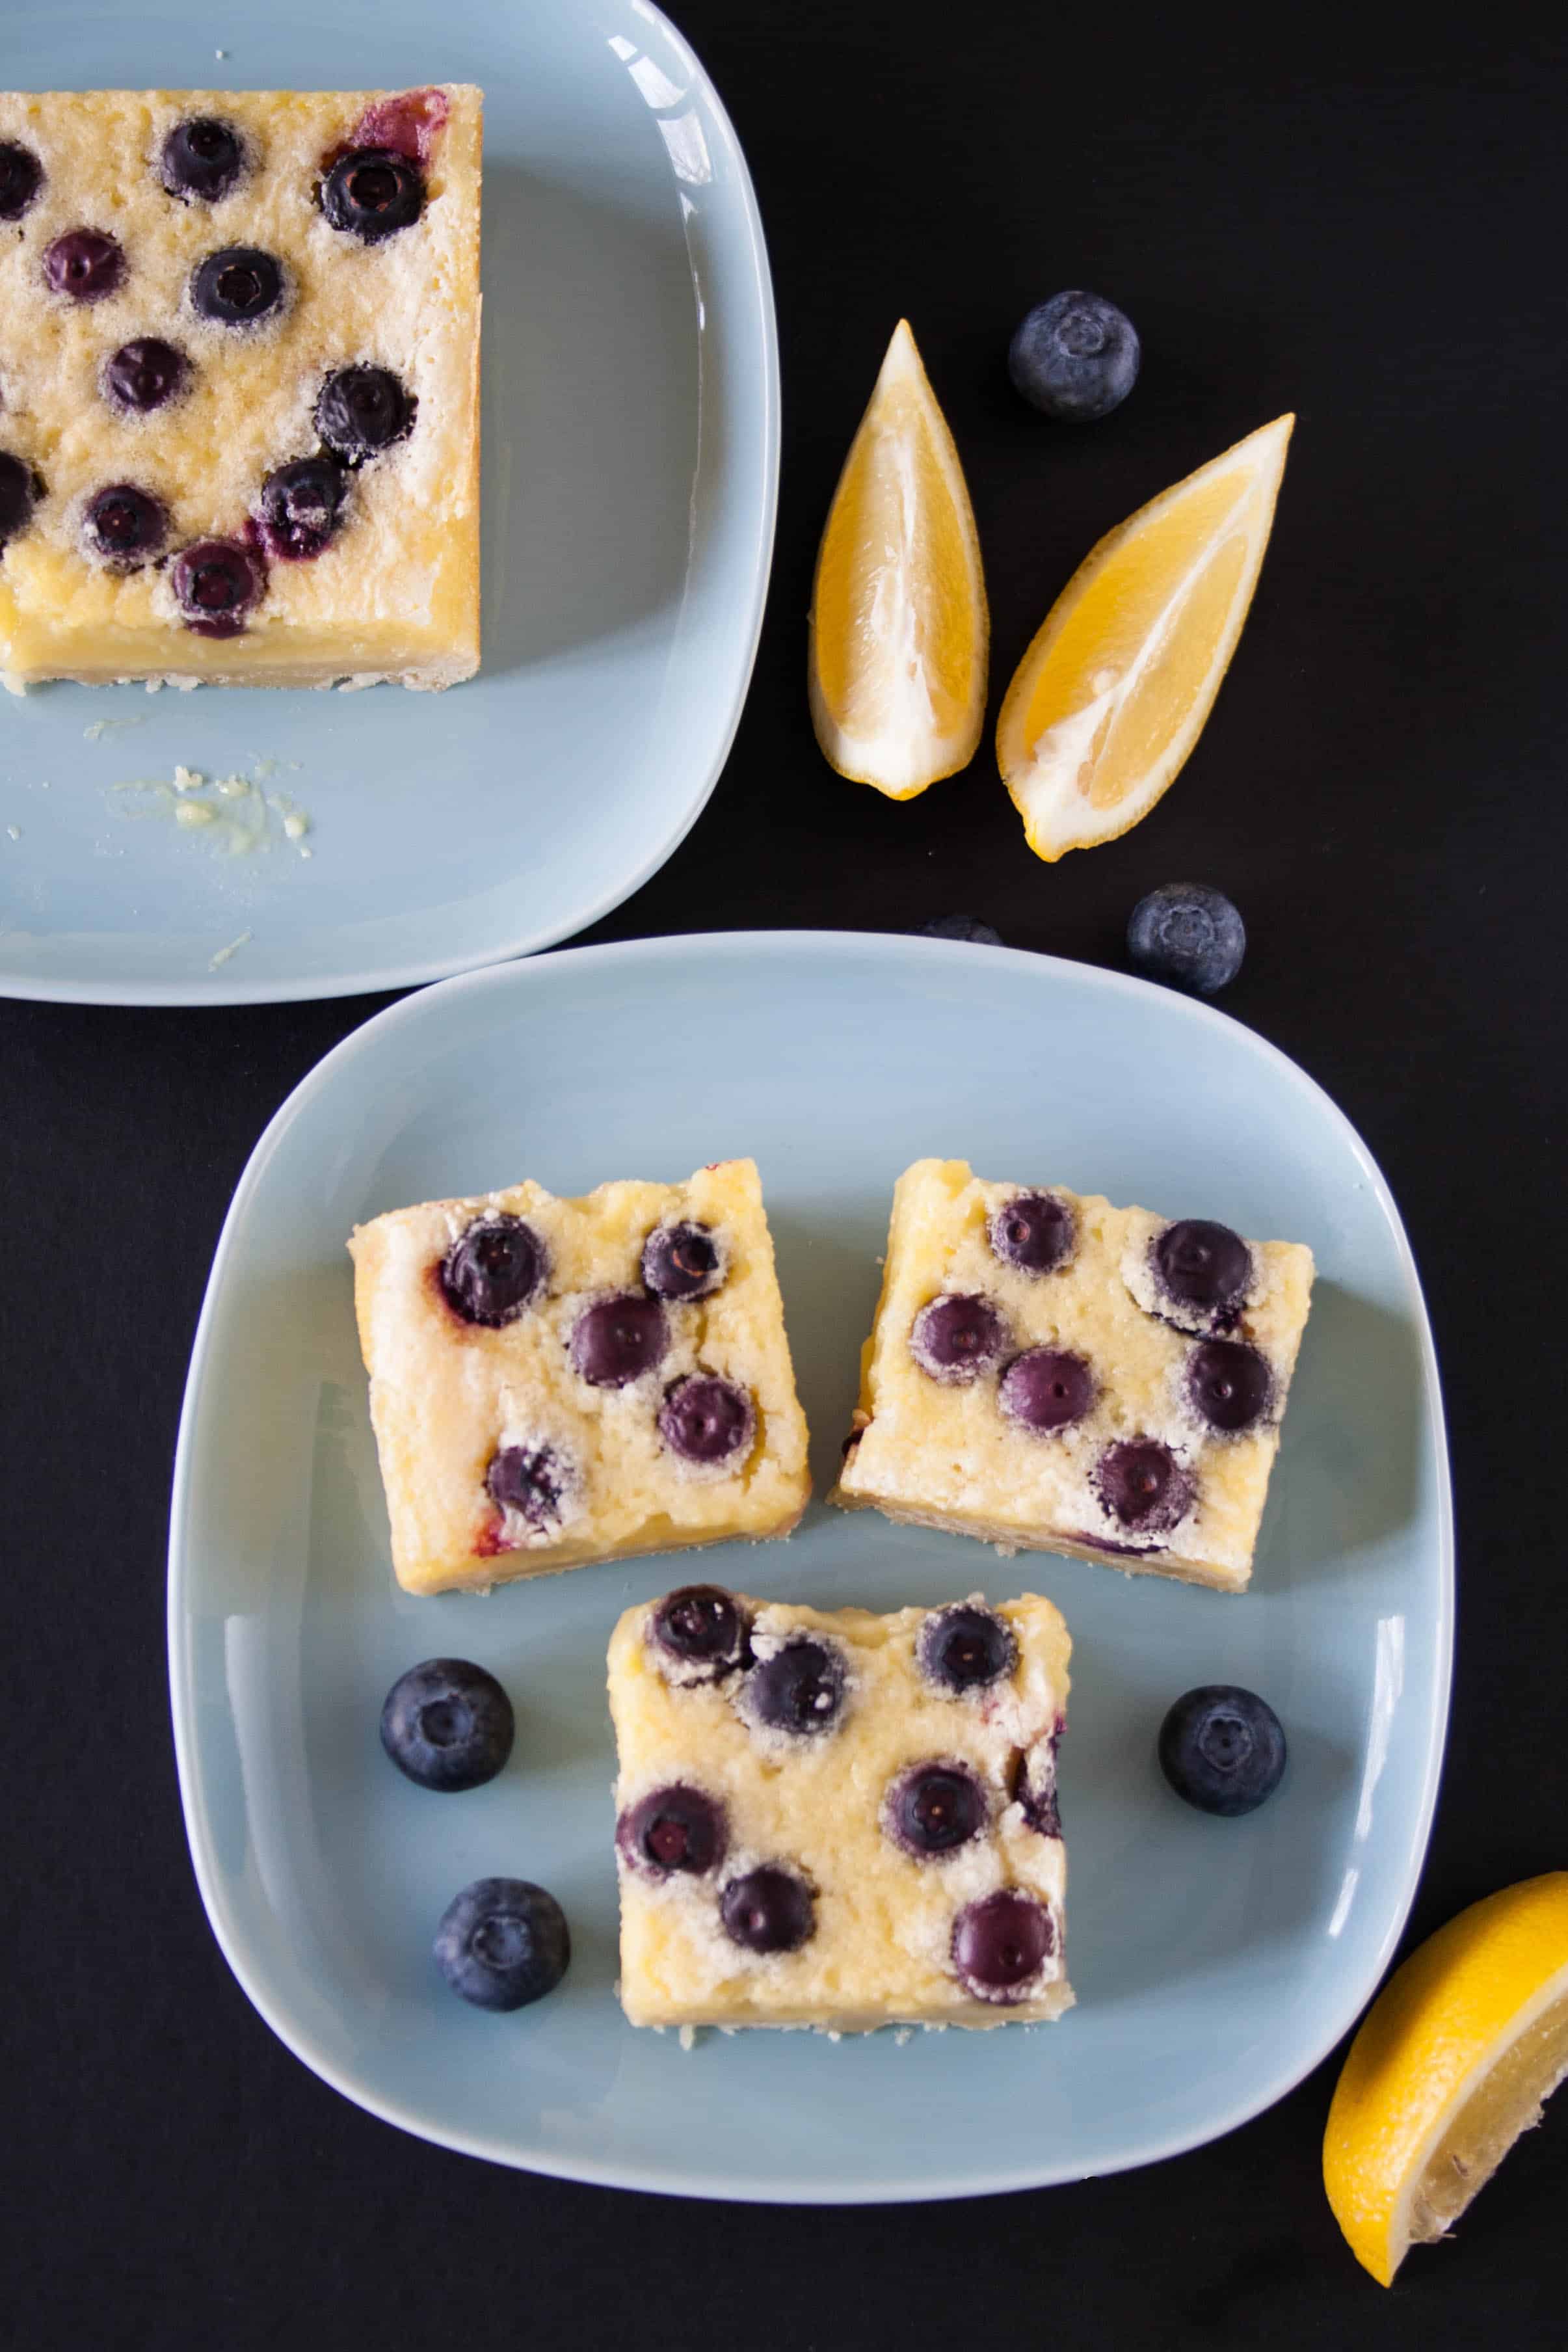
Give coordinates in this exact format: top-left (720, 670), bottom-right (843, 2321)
top-left (44, 230), bottom-right (125, 303)
top-left (918, 914), bottom-right (1002, 945)
top-left (1008, 290), bottom-right (1139, 422)
top-left (1095, 1437), bottom-right (1193, 1533)
top-left (0, 453), bottom-right (38, 548)
top-left (380, 1657), bottom-right (514, 1791)
top-left (485, 1441), bottom-right (576, 1532)
top-left (440, 1214), bottom-right (546, 1326)
top-left (82, 483), bottom-right (168, 568)
top-left (909, 1292), bottom-right (1011, 1383)
top-left (257, 455), bottom-right (348, 561)
top-left (951, 1890), bottom-right (1055, 2001)
top-left (1011, 1733), bottom-right (1063, 1839)
top-left (616, 1784), bottom-right (727, 1878)
top-left (191, 245), bottom-right (284, 326)
top-left (917, 1603), bottom-right (1017, 1694)
top-left (570, 1294), bottom-right (667, 1387)
top-left (0, 141), bottom-right (43, 220)
top-left (1153, 1220), bottom-right (1252, 1321)
top-left (1188, 1338), bottom-right (1272, 1434)
top-left (161, 116), bottom-right (245, 202)
top-left (988, 1189), bottom-right (1075, 1276)
top-left (741, 1637), bottom-right (845, 1737)
top-left (648, 1584), bottom-right (751, 1679)
top-left (315, 365), bottom-right (416, 461)
top-left (170, 537), bottom-right (266, 637)
top-left (1158, 1685), bottom-right (1286, 1816)
top-left (641, 1220), bottom-right (723, 1301)
top-left (102, 338), bottom-right (192, 415)
top-left (658, 1375), bottom-right (754, 1467)
top-left (998, 1346), bottom-right (1095, 1433)
top-left (321, 147), bottom-right (426, 241)
top-left (1128, 883), bottom-right (1245, 995)
top-left (720, 1865), bottom-right (815, 1955)
top-left (884, 1761), bottom-right (989, 1857)
top-left (434, 1877), bottom-right (570, 2011)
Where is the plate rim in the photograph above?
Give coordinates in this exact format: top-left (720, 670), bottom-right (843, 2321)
top-left (1, 0), bottom-right (780, 1008)
top-left (168, 929), bottom-right (1455, 2201)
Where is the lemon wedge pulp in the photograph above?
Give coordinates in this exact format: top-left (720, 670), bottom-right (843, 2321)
top-left (996, 414), bottom-right (1293, 860)
top-left (1324, 1872), bottom-right (1568, 2285)
top-left (808, 320), bottom-right (988, 799)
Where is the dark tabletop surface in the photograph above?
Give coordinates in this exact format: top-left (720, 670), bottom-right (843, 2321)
top-left (6, 5), bottom-right (1566, 2344)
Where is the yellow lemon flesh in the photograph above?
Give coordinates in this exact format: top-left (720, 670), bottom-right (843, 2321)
top-left (1323, 1871), bottom-right (1568, 2286)
top-left (808, 320), bottom-right (988, 799)
top-left (996, 414), bottom-right (1293, 860)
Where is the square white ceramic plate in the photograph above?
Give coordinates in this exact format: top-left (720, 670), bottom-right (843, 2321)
top-left (169, 934), bottom-right (1452, 2200)
top-left (0, 0), bottom-right (775, 1003)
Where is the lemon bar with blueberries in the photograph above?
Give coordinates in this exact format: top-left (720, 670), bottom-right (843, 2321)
top-left (610, 1583), bottom-right (1072, 2032)
top-left (349, 1160), bottom-right (810, 1598)
top-left (831, 1158), bottom-right (1314, 1593)
top-left (0, 84), bottom-right (480, 688)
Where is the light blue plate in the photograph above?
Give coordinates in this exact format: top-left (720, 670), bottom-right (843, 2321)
top-left (169, 932), bottom-right (1453, 2201)
top-left (0, 0), bottom-right (775, 1004)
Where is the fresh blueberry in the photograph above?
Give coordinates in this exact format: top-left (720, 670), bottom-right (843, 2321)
top-left (615, 1784), bottom-right (727, 1878)
top-left (570, 1293), bottom-right (667, 1387)
top-left (433, 1877), bottom-right (570, 2011)
top-left (720, 1865), bottom-right (815, 1955)
top-left (257, 455), bottom-right (348, 561)
top-left (917, 1603), bottom-right (1017, 1694)
top-left (1096, 1437), bottom-right (1194, 1532)
top-left (102, 338), bottom-right (192, 415)
top-left (44, 230), bottom-right (125, 302)
top-left (190, 245), bottom-right (284, 325)
top-left (0, 140), bottom-right (43, 220)
top-left (884, 1761), bottom-right (989, 1858)
top-left (1187, 1338), bottom-right (1272, 1434)
top-left (909, 1292), bottom-right (1011, 1383)
top-left (1154, 1220), bottom-right (1252, 1321)
top-left (918, 914), bottom-right (1002, 945)
top-left (380, 1657), bottom-right (514, 1792)
top-left (315, 364), bottom-right (416, 461)
top-left (161, 116), bottom-right (245, 202)
top-left (1128, 883), bottom-right (1246, 995)
top-left (0, 453), bottom-right (38, 548)
top-left (1009, 290), bottom-right (1139, 422)
top-left (658, 1374), bottom-right (754, 1466)
top-left (998, 1347), bottom-right (1095, 1433)
top-left (988, 1189), bottom-right (1075, 1276)
top-left (439, 1214), bottom-right (546, 1326)
top-left (170, 537), bottom-right (266, 637)
top-left (1158, 1685), bottom-right (1286, 1817)
top-left (82, 483), bottom-right (169, 568)
top-left (641, 1220), bottom-right (724, 1301)
top-left (321, 147), bottom-right (426, 241)
top-left (648, 1584), bottom-right (751, 1679)
top-left (485, 1442), bottom-right (575, 1532)
top-left (951, 1890), bottom-right (1055, 2001)
top-left (741, 1637), bottom-right (845, 1737)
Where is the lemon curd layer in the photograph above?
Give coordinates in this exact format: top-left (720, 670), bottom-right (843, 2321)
top-left (0, 86), bottom-right (481, 689)
top-left (611, 1586), bottom-right (1072, 2032)
top-left (831, 1157), bottom-right (1314, 1593)
top-left (349, 1160), bottom-right (811, 1598)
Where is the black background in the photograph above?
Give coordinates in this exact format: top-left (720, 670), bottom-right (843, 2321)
top-left (5, 7), bottom-right (1565, 2344)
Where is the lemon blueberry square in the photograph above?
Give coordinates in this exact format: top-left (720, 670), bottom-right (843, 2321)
top-left (609, 1584), bottom-right (1073, 2032)
top-left (0, 84), bottom-right (480, 688)
top-left (830, 1158), bottom-right (1314, 1594)
top-left (348, 1159), bottom-right (810, 1597)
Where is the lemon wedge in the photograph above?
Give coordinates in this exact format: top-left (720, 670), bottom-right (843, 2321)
top-left (996, 414), bottom-right (1293, 859)
top-left (808, 320), bottom-right (988, 799)
top-left (1324, 1872), bottom-right (1568, 2286)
